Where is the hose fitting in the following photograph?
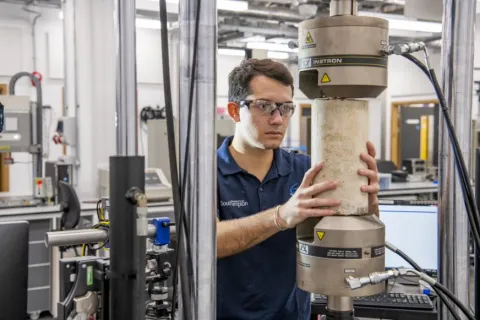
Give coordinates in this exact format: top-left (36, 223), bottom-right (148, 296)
top-left (345, 268), bottom-right (408, 290)
top-left (382, 41), bottom-right (426, 55)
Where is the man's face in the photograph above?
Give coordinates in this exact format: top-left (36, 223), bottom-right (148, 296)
top-left (234, 75), bottom-right (294, 150)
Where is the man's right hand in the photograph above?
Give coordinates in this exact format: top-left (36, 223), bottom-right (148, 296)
top-left (277, 162), bottom-right (340, 229)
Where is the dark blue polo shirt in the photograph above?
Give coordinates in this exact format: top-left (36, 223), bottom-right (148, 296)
top-left (217, 136), bottom-right (311, 320)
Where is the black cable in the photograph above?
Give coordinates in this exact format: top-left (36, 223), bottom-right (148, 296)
top-left (62, 267), bottom-right (82, 314)
top-left (402, 53), bottom-right (480, 249)
top-left (391, 247), bottom-right (461, 320)
top-left (433, 282), bottom-right (475, 320)
top-left (177, 0), bottom-right (203, 314)
top-left (96, 199), bottom-right (103, 222)
top-left (428, 66), bottom-right (479, 226)
top-left (430, 69), bottom-right (480, 247)
top-left (402, 57), bottom-right (480, 320)
top-left (160, 0), bottom-right (203, 315)
top-left (404, 53), bottom-right (477, 220)
top-left (401, 53), bottom-right (430, 78)
top-left (394, 247), bottom-right (423, 271)
top-left (158, 1), bottom-right (195, 319)
top-left (88, 241), bottom-right (109, 252)
top-left (80, 224), bottom-right (110, 256)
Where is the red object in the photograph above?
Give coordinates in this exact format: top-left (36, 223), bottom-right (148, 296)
top-left (53, 135), bottom-right (64, 144)
top-left (30, 71), bottom-right (43, 87)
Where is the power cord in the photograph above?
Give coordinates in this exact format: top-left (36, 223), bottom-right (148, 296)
top-left (386, 242), bottom-right (465, 320)
top-left (81, 201), bottom-right (110, 256)
top-left (81, 221), bottom-right (110, 256)
top-left (158, 0), bottom-right (199, 319)
top-left (383, 44), bottom-right (476, 230)
top-left (175, 0), bottom-right (203, 316)
top-left (397, 49), bottom-right (480, 250)
top-left (96, 199), bottom-right (106, 221)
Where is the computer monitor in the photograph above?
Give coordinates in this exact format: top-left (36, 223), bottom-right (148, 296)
top-left (380, 204), bottom-right (438, 271)
top-left (0, 221), bottom-right (29, 319)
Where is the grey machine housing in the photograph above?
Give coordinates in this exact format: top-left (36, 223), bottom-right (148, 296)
top-left (297, 15), bottom-right (389, 99)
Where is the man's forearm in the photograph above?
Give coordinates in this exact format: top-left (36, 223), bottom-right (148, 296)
top-left (217, 207), bottom-right (281, 259)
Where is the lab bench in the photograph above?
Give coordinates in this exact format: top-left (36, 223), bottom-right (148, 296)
top-left (310, 302), bottom-right (437, 320)
top-left (378, 181), bottom-right (438, 200)
top-left (310, 280), bottom-right (438, 320)
top-left (0, 201), bottom-right (174, 320)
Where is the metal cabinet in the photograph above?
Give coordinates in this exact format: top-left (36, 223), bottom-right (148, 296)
top-left (0, 207), bottom-right (96, 320)
top-left (0, 202), bottom-right (174, 320)
top-left (27, 220), bottom-right (52, 318)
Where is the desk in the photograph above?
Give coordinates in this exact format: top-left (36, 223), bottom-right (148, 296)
top-left (0, 201), bottom-right (174, 320)
top-left (310, 281), bottom-right (438, 320)
top-left (378, 181), bottom-right (438, 200)
top-left (310, 303), bottom-right (437, 320)
top-left (0, 201), bottom-right (174, 218)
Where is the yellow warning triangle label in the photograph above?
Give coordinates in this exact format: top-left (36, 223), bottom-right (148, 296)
top-left (305, 31), bottom-right (313, 44)
top-left (317, 231), bottom-right (325, 240)
top-left (321, 73), bottom-right (331, 83)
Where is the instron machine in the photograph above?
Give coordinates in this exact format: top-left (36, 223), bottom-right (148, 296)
top-left (296, 1), bottom-right (387, 318)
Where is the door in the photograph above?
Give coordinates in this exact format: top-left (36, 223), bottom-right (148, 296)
top-left (399, 104), bottom-right (439, 166)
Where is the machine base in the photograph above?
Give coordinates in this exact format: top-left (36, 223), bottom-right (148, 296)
top-left (320, 308), bottom-right (356, 320)
top-left (296, 215), bottom-right (385, 296)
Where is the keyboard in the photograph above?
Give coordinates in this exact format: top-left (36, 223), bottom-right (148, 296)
top-left (313, 292), bottom-right (434, 311)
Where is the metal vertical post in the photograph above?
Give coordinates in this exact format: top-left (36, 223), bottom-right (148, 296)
top-left (110, 0), bottom-right (146, 320)
top-left (439, 0), bottom-right (476, 319)
top-left (179, 0), bottom-right (217, 318)
top-left (115, 0), bottom-right (138, 157)
top-left (475, 148), bottom-right (480, 317)
top-left (62, 0), bottom-right (80, 164)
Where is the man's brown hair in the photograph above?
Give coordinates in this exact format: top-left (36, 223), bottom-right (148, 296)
top-left (228, 58), bottom-right (294, 102)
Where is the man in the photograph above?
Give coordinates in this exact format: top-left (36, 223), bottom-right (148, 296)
top-left (216, 58), bottom-right (380, 320)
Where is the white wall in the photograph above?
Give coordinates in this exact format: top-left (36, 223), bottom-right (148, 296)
top-left (0, 4), bottom-right (65, 195)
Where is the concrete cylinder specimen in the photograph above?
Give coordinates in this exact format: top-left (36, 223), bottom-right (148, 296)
top-left (311, 98), bottom-right (369, 215)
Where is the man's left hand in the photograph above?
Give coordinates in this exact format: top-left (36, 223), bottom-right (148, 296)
top-left (358, 141), bottom-right (380, 215)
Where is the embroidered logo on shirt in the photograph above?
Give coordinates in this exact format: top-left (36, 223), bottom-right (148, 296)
top-left (220, 200), bottom-right (249, 207)
top-left (289, 183), bottom-right (299, 196)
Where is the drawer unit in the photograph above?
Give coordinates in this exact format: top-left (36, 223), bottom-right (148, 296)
top-left (27, 288), bottom-right (50, 314)
top-left (28, 264), bottom-right (50, 288)
top-left (29, 242), bottom-right (50, 265)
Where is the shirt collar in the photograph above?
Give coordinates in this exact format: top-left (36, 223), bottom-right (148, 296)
top-left (217, 136), bottom-right (293, 177)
